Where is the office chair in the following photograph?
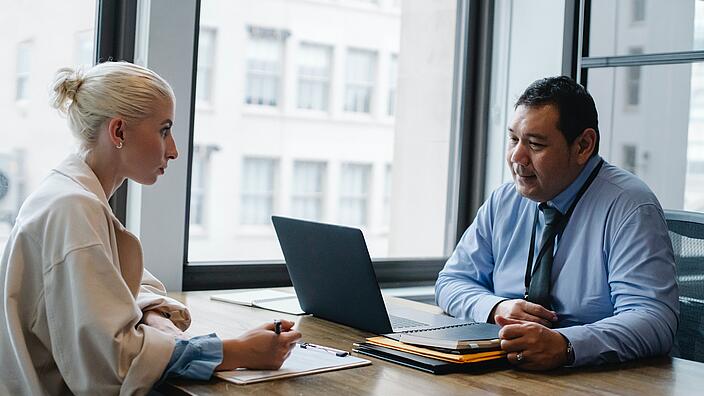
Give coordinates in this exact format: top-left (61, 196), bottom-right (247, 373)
top-left (665, 209), bottom-right (704, 363)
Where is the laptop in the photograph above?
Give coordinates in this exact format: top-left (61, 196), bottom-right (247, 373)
top-left (271, 216), bottom-right (494, 336)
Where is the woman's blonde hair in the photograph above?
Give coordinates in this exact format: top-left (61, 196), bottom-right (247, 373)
top-left (50, 61), bottom-right (175, 154)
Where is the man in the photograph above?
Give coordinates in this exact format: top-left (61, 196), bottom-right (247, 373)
top-left (435, 76), bottom-right (678, 370)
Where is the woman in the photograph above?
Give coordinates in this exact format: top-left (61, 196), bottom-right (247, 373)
top-left (0, 61), bottom-right (301, 395)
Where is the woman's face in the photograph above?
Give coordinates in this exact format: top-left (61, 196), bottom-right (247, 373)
top-left (120, 98), bottom-right (178, 185)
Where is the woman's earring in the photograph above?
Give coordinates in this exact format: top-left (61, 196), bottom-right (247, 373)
top-left (116, 140), bottom-right (123, 149)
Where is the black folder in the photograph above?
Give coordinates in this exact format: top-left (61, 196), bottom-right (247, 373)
top-left (352, 343), bottom-right (508, 375)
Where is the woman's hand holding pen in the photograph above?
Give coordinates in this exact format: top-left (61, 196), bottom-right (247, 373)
top-left (216, 319), bottom-right (301, 371)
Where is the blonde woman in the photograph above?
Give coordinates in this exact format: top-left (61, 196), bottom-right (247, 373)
top-left (0, 61), bottom-right (301, 395)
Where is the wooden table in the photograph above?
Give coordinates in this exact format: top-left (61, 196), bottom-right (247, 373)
top-left (162, 290), bottom-right (704, 395)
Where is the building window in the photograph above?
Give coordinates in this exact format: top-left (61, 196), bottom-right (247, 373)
top-left (297, 43), bottom-right (332, 111)
top-left (16, 41), bottom-right (32, 101)
top-left (291, 161), bottom-right (326, 220)
top-left (75, 30), bottom-right (93, 67)
top-left (632, 0), bottom-right (646, 23)
top-left (190, 145), bottom-right (218, 228)
top-left (245, 27), bottom-right (286, 107)
top-left (240, 158), bottom-right (278, 225)
top-left (625, 47), bottom-right (643, 107)
top-left (622, 144), bottom-right (638, 174)
top-left (344, 48), bottom-right (377, 113)
top-left (338, 163), bottom-right (371, 226)
top-left (196, 28), bottom-right (217, 104)
top-left (383, 164), bottom-right (392, 227)
top-left (388, 54), bottom-right (398, 116)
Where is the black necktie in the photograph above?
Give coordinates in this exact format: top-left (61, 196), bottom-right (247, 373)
top-left (526, 204), bottom-right (563, 309)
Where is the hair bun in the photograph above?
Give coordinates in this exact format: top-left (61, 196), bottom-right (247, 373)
top-left (50, 67), bottom-right (84, 113)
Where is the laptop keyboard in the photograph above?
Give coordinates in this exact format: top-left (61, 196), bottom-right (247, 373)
top-left (389, 315), bottom-right (428, 329)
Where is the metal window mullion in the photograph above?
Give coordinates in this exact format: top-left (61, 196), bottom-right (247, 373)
top-left (582, 50), bottom-right (704, 69)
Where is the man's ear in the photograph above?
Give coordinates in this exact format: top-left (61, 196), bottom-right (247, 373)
top-left (574, 128), bottom-right (596, 165)
top-left (107, 118), bottom-right (125, 147)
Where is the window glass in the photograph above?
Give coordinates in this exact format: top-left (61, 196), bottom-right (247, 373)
top-left (291, 161), bottom-right (326, 220)
top-left (388, 54), bottom-right (398, 116)
top-left (338, 163), bottom-right (371, 226)
top-left (245, 27), bottom-right (285, 107)
top-left (344, 48), bottom-right (377, 113)
top-left (196, 28), bottom-right (216, 104)
top-left (585, 0), bottom-right (704, 212)
top-left (15, 41), bottom-right (32, 101)
top-left (240, 157), bottom-right (278, 225)
top-left (589, 0), bottom-right (703, 56)
top-left (383, 164), bottom-right (392, 227)
top-left (297, 43), bottom-right (331, 111)
top-left (190, 145), bottom-right (214, 229)
top-left (588, 62), bottom-right (702, 211)
top-left (189, 0), bottom-right (457, 262)
top-left (0, 0), bottom-right (96, 258)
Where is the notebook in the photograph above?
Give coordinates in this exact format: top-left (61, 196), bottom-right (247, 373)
top-left (216, 342), bottom-right (370, 384)
top-left (394, 324), bottom-right (501, 350)
top-left (210, 289), bottom-right (305, 315)
top-left (271, 216), bottom-right (500, 337)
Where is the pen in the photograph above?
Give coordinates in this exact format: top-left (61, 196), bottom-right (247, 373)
top-left (299, 342), bottom-right (349, 357)
top-left (274, 319), bottom-right (282, 335)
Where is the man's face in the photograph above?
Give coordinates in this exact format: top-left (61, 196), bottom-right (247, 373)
top-left (506, 104), bottom-right (584, 202)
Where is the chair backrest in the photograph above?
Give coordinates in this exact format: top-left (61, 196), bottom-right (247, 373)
top-left (665, 209), bottom-right (704, 363)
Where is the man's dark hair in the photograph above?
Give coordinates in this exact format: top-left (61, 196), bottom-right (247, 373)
top-left (515, 76), bottom-right (599, 157)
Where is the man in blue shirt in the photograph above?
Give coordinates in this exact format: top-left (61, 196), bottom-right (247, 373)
top-left (435, 76), bottom-right (678, 370)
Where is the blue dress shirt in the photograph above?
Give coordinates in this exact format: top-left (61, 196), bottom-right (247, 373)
top-left (435, 155), bottom-right (679, 366)
top-left (157, 333), bottom-right (223, 384)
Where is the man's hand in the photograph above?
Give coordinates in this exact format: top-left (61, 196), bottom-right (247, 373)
top-left (141, 310), bottom-right (188, 339)
top-left (495, 316), bottom-right (568, 370)
top-left (217, 319), bottom-right (302, 371)
top-left (490, 299), bottom-right (558, 327)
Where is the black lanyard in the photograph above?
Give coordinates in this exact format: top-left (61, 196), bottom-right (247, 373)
top-left (523, 159), bottom-right (604, 298)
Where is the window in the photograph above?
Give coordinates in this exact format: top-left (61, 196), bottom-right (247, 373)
top-left (632, 0), bottom-right (646, 23)
top-left (196, 28), bottom-right (216, 104)
top-left (187, 1), bottom-right (459, 274)
top-left (622, 144), bottom-right (638, 174)
top-left (338, 163), bottom-right (371, 226)
top-left (1, 1), bottom-right (96, 259)
top-left (245, 27), bottom-right (285, 107)
top-left (388, 54), bottom-right (398, 116)
top-left (15, 41), bottom-right (32, 101)
top-left (240, 158), bottom-right (278, 225)
top-left (190, 145), bottom-right (218, 229)
top-left (584, 0), bottom-right (704, 211)
top-left (291, 161), bottom-right (326, 220)
top-left (383, 164), bottom-right (392, 227)
top-left (344, 48), bottom-right (376, 113)
top-left (625, 48), bottom-right (643, 107)
top-left (297, 43), bottom-right (332, 111)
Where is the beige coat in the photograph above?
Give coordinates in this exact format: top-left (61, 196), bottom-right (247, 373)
top-left (0, 154), bottom-right (192, 395)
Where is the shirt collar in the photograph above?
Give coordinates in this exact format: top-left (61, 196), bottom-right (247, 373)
top-left (52, 153), bottom-right (112, 212)
top-left (545, 155), bottom-right (602, 214)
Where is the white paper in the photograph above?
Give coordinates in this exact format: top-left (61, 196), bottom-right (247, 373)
top-left (216, 344), bottom-right (370, 384)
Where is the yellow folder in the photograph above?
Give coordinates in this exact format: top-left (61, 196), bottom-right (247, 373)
top-left (366, 336), bottom-right (506, 364)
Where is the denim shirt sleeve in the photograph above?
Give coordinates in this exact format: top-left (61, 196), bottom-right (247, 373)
top-left (158, 333), bottom-right (223, 384)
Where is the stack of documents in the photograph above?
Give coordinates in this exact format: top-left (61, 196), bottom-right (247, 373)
top-left (353, 335), bottom-right (506, 374)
